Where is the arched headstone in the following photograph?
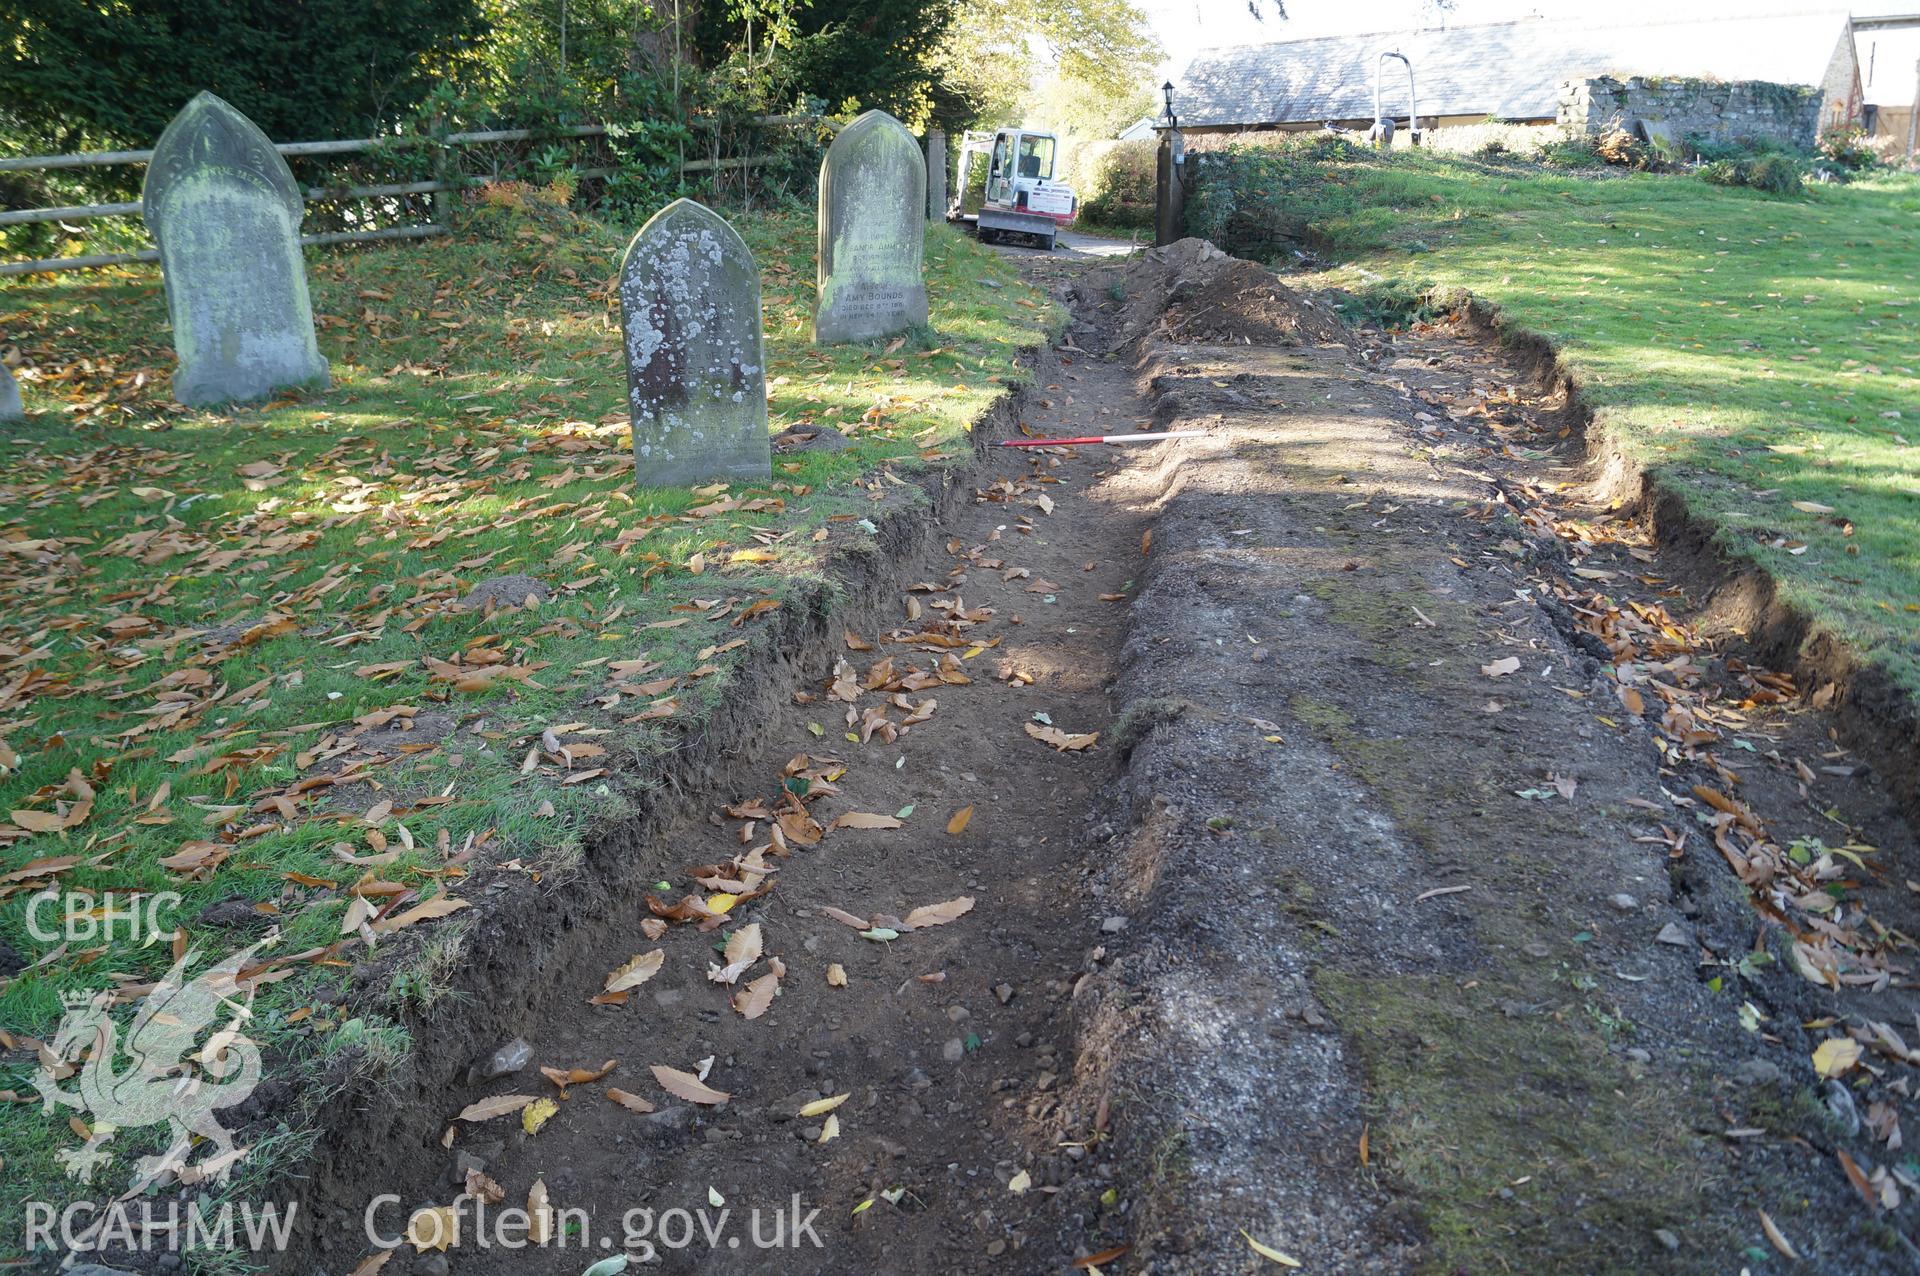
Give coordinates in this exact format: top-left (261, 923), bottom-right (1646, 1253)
top-left (0, 363), bottom-right (21, 423)
top-left (813, 110), bottom-right (929, 345)
top-left (142, 92), bottom-right (329, 407)
top-left (619, 199), bottom-right (771, 489)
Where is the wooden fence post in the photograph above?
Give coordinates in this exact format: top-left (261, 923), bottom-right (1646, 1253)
top-left (1908, 58), bottom-right (1919, 158)
top-left (1, 116), bottom-right (831, 276)
top-left (429, 110), bottom-right (451, 225)
top-left (926, 130), bottom-right (947, 221)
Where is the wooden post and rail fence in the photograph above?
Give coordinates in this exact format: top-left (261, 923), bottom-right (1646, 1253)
top-left (1, 114), bottom-right (832, 278)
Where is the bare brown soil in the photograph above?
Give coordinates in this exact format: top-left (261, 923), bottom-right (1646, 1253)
top-left (1107, 239), bottom-right (1350, 352)
top-left (203, 236), bottom-right (1920, 1276)
top-left (1058, 241), bottom-right (1920, 1275)
top-left (276, 289), bottom-right (1157, 1275)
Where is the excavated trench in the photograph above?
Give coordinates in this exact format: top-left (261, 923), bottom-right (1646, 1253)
top-left (103, 235), bottom-right (1916, 1276)
top-left (265, 275), bottom-right (1166, 1275)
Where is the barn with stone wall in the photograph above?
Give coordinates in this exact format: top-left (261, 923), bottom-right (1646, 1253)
top-left (1172, 9), bottom-right (1861, 143)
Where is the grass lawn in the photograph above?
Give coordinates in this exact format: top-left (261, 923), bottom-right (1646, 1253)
top-left (0, 194), bottom-right (1055, 1255)
top-left (1282, 151), bottom-right (1920, 696)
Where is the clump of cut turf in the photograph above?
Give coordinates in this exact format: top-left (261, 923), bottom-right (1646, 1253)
top-left (1317, 970), bottom-right (1736, 1275)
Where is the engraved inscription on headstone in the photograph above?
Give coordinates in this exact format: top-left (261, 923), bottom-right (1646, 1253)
top-left (142, 92), bottom-right (329, 407)
top-left (619, 198), bottom-right (771, 489)
top-left (813, 109), bottom-right (929, 345)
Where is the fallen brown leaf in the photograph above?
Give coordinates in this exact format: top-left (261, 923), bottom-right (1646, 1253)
top-left (651, 1065), bottom-right (730, 1105)
top-left (372, 895), bottom-right (468, 934)
top-left (603, 950), bottom-right (665, 994)
top-left (903, 896), bottom-right (974, 929)
top-left (1759, 1210), bottom-right (1798, 1260)
top-left (733, 969), bottom-right (780, 1019)
top-left (539, 1059), bottom-right (616, 1092)
top-left (830, 811), bottom-right (902, 831)
top-left (458, 1094), bottom-right (537, 1122)
top-left (1024, 722), bottom-right (1098, 752)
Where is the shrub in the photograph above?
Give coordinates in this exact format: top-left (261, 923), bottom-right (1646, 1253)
top-left (957, 146), bottom-right (988, 214)
top-left (1699, 153), bottom-right (1803, 196)
top-left (1698, 159), bottom-right (1741, 187)
top-left (1746, 153), bottom-right (1804, 194)
top-left (1075, 138), bottom-right (1157, 230)
top-left (0, 0), bottom-right (483, 168)
top-left (1538, 136), bottom-right (1604, 168)
top-left (1334, 279), bottom-right (1441, 329)
top-left (1817, 125), bottom-right (1878, 170)
top-left (457, 178), bottom-right (604, 253)
top-left (1646, 133), bottom-right (1686, 168)
top-left (1289, 133), bottom-right (1364, 164)
top-left (473, 179), bottom-right (572, 211)
top-left (1593, 120), bottom-right (1652, 169)
top-left (1181, 138), bottom-right (1335, 258)
top-left (1686, 134), bottom-right (1790, 165)
top-left (598, 116), bottom-right (695, 217)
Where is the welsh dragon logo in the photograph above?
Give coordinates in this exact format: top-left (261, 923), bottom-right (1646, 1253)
top-left (34, 940), bottom-right (267, 1191)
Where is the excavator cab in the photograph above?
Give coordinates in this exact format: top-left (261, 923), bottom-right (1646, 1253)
top-left (953, 127), bottom-right (1077, 251)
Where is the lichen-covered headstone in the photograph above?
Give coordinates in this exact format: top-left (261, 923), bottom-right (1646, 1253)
top-left (813, 109), bottom-right (928, 344)
top-left (0, 363), bottom-right (21, 422)
top-left (142, 92), bottom-right (329, 407)
top-left (619, 199), bottom-right (770, 489)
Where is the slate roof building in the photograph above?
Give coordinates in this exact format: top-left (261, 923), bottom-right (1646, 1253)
top-left (1172, 10), bottom-right (1864, 135)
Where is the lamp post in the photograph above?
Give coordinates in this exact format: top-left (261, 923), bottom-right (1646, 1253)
top-left (1155, 83), bottom-right (1184, 247)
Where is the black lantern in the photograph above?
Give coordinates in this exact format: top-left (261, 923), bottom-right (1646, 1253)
top-left (1162, 81), bottom-right (1177, 126)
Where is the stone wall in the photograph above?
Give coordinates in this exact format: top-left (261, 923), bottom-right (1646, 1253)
top-left (1558, 76), bottom-right (1822, 150)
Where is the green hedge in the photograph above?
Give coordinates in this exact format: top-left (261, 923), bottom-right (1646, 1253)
top-left (1074, 137), bottom-right (1156, 230)
top-left (1182, 135), bottom-right (1355, 259)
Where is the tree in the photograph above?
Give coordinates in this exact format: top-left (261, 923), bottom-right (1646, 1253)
top-left (1029, 75), bottom-right (1156, 144)
top-left (694, 0), bottom-right (968, 129)
top-left (953, 0), bottom-right (1158, 101)
top-left (674, 0), bottom-right (1159, 134)
top-left (469, 0), bottom-right (674, 122)
top-left (0, 0), bottom-right (484, 156)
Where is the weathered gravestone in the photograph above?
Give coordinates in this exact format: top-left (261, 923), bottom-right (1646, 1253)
top-left (142, 92), bottom-right (329, 407)
top-left (619, 199), bottom-right (770, 488)
top-left (0, 363), bottom-right (22, 422)
top-left (813, 109), bottom-right (928, 344)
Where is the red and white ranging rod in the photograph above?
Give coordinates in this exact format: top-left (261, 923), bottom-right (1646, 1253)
top-left (996, 430), bottom-right (1205, 449)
